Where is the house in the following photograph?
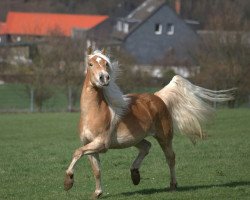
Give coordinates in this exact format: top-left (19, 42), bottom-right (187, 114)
top-left (113, 0), bottom-right (199, 65)
top-left (87, 0), bottom-right (200, 69)
top-left (0, 11), bottom-right (108, 44)
top-left (0, 12), bottom-right (108, 65)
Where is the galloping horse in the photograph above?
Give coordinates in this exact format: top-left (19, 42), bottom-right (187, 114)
top-left (64, 47), bottom-right (234, 198)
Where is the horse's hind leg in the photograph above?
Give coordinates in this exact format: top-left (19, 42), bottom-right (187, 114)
top-left (155, 136), bottom-right (177, 190)
top-left (155, 119), bottom-right (177, 190)
top-left (130, 139), bottom-right (151, 185)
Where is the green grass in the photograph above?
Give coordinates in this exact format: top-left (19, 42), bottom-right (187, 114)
top-left (0, 109), bottom-right (249, 199)
top-left (0, 84), bottom-right (79, 112)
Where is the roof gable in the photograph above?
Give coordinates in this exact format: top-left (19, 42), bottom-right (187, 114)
top-left (112, 0), bottom-right (166, 40)
top-left (126, 0), bottom-right (165, 20)
top-left (1, 12), bottom-right (108, 37)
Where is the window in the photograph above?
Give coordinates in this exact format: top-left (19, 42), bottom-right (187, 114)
top-left (117, 21), bottom-right (122, 32)
top-left (154, 23), bottom-right (162, 35)
top-left (123, 23), bottom-right (129, 33)
top-left (167, 23), bottom-right (174, 35)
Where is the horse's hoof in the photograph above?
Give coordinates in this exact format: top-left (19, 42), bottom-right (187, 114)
top-left (92, 191), bottom-right (102, 199)
top-left (170, 182), bottom-right (177, 191)
top-left (64, 173), bottom-right (74, 191)
top-left (130, 168), bottom-right (140, 185)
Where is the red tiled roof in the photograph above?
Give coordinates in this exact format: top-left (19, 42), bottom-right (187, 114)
top-left (0, 22), bottom-right (7, 34)
top-left (0, 12), bottom-right (108, 36)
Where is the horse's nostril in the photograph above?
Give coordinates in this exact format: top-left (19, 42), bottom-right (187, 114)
top-left (107, 75), bottom-right (110, 81)
top-left (99, 74), bottom-right (104, 82)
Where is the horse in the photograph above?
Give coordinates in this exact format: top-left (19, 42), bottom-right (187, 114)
top-left (64, 47), bottom-right (235, 198)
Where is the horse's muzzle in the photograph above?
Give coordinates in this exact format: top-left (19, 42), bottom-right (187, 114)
top-left (99, 72), bottom-right (110, 86)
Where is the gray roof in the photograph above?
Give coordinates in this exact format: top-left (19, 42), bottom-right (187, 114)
top-left (112, 0), bottom-right (166, 40)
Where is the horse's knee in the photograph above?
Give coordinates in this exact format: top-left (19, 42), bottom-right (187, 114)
top-left (73, 149), bottom-right (82, 159)
top-left (97, 142), bottom-right (108, 153)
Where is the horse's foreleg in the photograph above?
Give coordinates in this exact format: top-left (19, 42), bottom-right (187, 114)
top-left (130, 139), bottom-right (151, 185)
top-left (64, 140), bottom-right (106, 191)
top-left (88, 153), bottom-right (103, 198)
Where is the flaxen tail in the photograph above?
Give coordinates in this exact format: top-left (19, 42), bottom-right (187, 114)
top-left (155, 75), bottom-right (236, 143)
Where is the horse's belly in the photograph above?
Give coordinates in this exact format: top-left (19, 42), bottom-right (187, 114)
top-left (109, 132), bottom-right (136, 149)
top-left (109, 123), bottom-right (148, 149)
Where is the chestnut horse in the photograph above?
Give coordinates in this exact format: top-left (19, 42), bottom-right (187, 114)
top-left (64, 47), bottom-right (235, 198)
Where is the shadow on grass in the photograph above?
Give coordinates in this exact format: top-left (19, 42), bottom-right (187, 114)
top-left (102, 181), bottom-right (250, 198)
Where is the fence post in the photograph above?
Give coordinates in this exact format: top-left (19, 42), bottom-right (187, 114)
top-left (30, 87), bottom-right (34, 112)
top-left (68, 86), bottom-right (72, 112)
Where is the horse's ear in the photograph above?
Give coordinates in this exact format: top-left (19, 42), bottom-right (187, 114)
top-left (87, 46), bottom-right (93, 55)
top-left (101, 48), bottom-right (106, 55)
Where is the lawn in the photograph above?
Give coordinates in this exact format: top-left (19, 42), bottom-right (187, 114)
top-left (0, 109), bottom-right (249, 200)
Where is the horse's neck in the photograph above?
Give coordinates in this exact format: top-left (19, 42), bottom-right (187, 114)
top-left (80, 77), bottom-right (107, 114)
top-left (81, 72), bottom-right (129, 119)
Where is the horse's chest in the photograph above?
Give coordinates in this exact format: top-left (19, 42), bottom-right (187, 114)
top-left (79, 114), bottom-right (113, 143)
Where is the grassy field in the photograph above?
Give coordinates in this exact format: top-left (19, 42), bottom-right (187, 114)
top-left (0, 109), bottom-right (249, 200)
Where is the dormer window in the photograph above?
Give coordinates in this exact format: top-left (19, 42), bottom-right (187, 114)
top-left (167, 23), bottom-right (174, 35)
top-left (155, 23), bottom-right (162, 35)
top-left (123, 23), bottom-right (129, 33)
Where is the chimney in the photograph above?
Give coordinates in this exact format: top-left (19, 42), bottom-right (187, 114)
top-left (175, 0), bottom-right (181, 15)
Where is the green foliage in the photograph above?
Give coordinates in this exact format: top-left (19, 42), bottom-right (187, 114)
top-left (0, 109), bottom-right (249, 199)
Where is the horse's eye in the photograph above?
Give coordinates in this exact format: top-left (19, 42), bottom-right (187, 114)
top-left (89, 63), bottom-right (93, 67)
top-left (106, 63), bottom-right (109, 68)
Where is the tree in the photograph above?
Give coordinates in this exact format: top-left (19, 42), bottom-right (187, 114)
top-left (193, 1), bottom-right (250, 105)
top-left (43, 36), bottom-right (85, 111)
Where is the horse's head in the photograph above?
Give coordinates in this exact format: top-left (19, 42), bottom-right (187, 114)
top-left (86, 46), bottom-right (111, 88)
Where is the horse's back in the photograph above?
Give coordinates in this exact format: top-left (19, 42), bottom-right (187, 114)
top-left (126, 93), bottom-right (169, 118)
